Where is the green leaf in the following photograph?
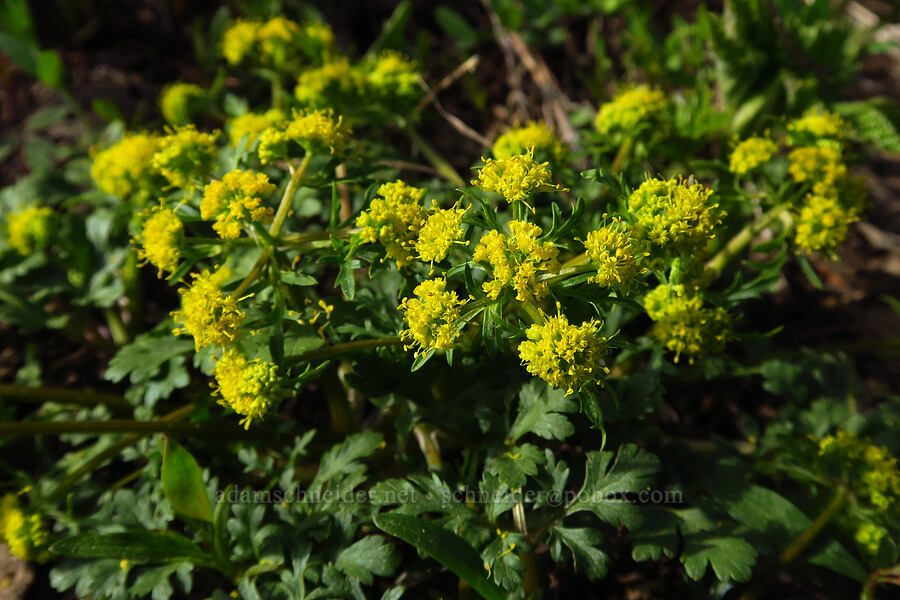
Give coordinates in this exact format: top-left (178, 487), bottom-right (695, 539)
top-left (35, 49), bottom-right (63, 89)
top-left (367, 0), bottom-right (411, 55)
top-left (508, 380), bottom-right (575, 442)
top-left (162, 439), bottom-right (213, 522)
top-left (835, 99), bottom-right (900, 153)
top-left (50, 531), bottom-right (211, 565)
top-left (566, 444), bottom-right (660, 529)
top-left (796, 254), bottom-right (823, 290)
top-left (435, 7), bottom-right (477, 51)
top-left (485, 443), bottom-right (543, 489)
top-left (106, 332), bottom-right (193, 385)
top-left (335, 535), bottom-right (401, 585)
top-left (311, 431), bottom-right (382, 490)
top-left (551, 526), bottom-right (609, 580)
top-left (92, 98), bottom-right (123, 123)
top-left (630, 509), bottom-right (679, 562)
top-left (337, 259), bottom-right (358, 300)
top-left (280, 271), bottom-right (316, 286)
top-left (681, 534), bottom-right (757, 582)
top-left (374, 513), bottom-right (505, 600)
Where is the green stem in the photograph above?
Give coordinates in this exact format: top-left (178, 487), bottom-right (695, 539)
top-left (779, 487), bottom-right (848, 565)
top-left (288, 337), bottom-right (403, 366)
top-left (232, 249), bottom-right (270, 299)
top-left (0, 419), bottom-right (274, 437)
top-left (610, 136), bottom-right (633, 174)
top-left (0, 384), bottom-right (130, 411)
top-left (270, 153), bottom-right (313, 238)
top-left (45, 404), bottom-right (195, 503)
top-left (704, 202), bottom-right (790, 283)
top-left (103, 306), bottom-right (129, 347)
top-left (322, 365), bottom-right (357, 434)
top-left (413, 423), bottom-right (442, 470)
top-left (403, 126), bottom-right (466, 188)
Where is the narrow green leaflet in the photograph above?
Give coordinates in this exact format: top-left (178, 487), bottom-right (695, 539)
top-left (374, 513), bottom-right (506, 600)
top-left (51, 531), bottom-right (212, 565)
top-left (507, 380), bottom-right (576, 443)
top-left (162, 439), bottom-right (213, 523)
top-left (335, 535), bottom-right (400, 585)
top-left (310, 431), bottom-right (382, 490)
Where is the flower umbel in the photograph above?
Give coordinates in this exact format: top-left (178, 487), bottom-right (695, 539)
top-left (135, 203), bottom-right (182, 277)
top-left (582, 219), bottom-right (645, 289)
top-left (201, 170), bottom-right (276, 239)
top-left (818, 432), bottom-right (900, 511)
top-left (222, 19), bottom-right (261, 65)
top-left (474, 149), bottom-right (563, 207)
top-left (594, 85), bottom-right (666, 135)
top-left (91, 132), bottom-right (161, 198)
top-left (627, 176), bottom-right (722, 253)
top-left (159, 82), bottom-right (205, 126)
top-left (416, 202), bottom-right (468, 265)
top-left (151, 126), bottom-right (218, 188)
top-left (258, 109), bottom-right (351, 162)
top-left (228, 109), bottom-right (285, 147)
top-left (794, 193), bottom-right (858, 254)
top-left (493, 121), bottom-right (566, 164)
top-left (473, 220), bottom-right (559, 302)
top-left (5, 206), bottom-right (54, 255)
top-left (644, 284), bottom-right (730, 363)
top-left (172, 268), bottom-right (244, 350)
top-left (399, 277), bottom-right (468, 356)
top-left (729, 135), bottom-right (778, 175)
top-left (787, 107), bottom-right (846, 149)
top-left (518, 313), bottom-right (609, 394)
top-left (1, 494), bottom-right (47, 561)
top-left (356, 180), bottom-right (427, 267)
top-left (214, 348), bottom-right (281, 428)
top-left (294, 57), bottom-right (362, 109)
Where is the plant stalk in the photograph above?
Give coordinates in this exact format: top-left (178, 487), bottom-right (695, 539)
top-left (403, 125), bottom-right (466, 188)
top-left (704, 202), bottom-right (791, 283)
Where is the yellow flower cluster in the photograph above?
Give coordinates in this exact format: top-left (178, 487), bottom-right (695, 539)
top-left (787, 107), bottom-right (846, 149)
top-left (201, 170), bottom-right (276, 239)
top-left (363, 51), bottom-right (421, 105)
top-left (855, 522), bottom-right (887, 556)
top-left (294, 57), bottom-right (360, 108)
top-left (582, 219), bottom-right (644, 288)
top-left (793, 193), bottom-right (858, 254)
top-left (787, 147), bottom-right (845, 186)
top-left (222, 17), bottom-right (334, 67)
top-left (399, 277), bottom-right (468, 356)
top-left (356, 180), bottom-right (427, 267)
top-left (222, 19), bottom-right (261, 65)
top-left (474, 150), bottom-right (562, 207)
top-left (135, 204), bottom-right (182, 277)
top-left (644, 284), bottom-right (730, 363)
top-left (473, 220), bottom-right (559, 302)
top-left (416, 202), bottom-right (468, 265)
top-left (213, 348), bottom-right (280, 428)
top-left (518, 313), bottom-right (609, 394)
top-left (594, 85), bottom-right (666, 135)
top-left (5, 206), bottom-right (54, 255)
top-left (91, 132), bottom-right (161, 198)
top-left (258, 16), bottom-right (301, 65)
top-left (159, 82), bottom-right (204, 126)
top-left (818, 432), bottom-right (900, 511)
top-left (172, 268), bottom-right (244, 350)
top-left (151, 126), bottom-right (218, 188)
top-left (493, 121), bottom-right (566, 164)
top-left (627, 177), bottom-right (721, 253)
top-left (1, 495), bottom-right (46, 561)
top-left (729, 135), bottom-right (778, 175)
top-left (228, 109), bottom-right (285, 147)
top-left (258, 109), bottom-right (350, 163)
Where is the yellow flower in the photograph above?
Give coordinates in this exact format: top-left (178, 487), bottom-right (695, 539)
top-left (159, 82), bottom-right (205, 126)
top-left (787, 107), bottom-right (846, 148)
top-left (818, 432), bottom-right (900, 511)
top-left (627, 176), bottom-right (722, 253)
top-left (595, 85), bottom-right (666, 135)
top-left (416, 202), bottom-right (468, 264)
top-left (201, 170), bottom-right (276, 239)
top-left (643, 284), bottom-right (730, 363)
top-left (582, 218), bottom-right (644, 288)
top-left (518, 313), bottom-right (609, 394)
top-left (91, 132), bottom-right (161, 198)
top-left (257, 109), bottom-right (351, 163)
top-left (855, 522), bottom-right (886, 556)
top-left (473, 220), bottom-right (559, 302)
top-left (213, 347), bottom-right (280, 428)
top-left (135, 203), bottom-right (182, 277)
top-left (399, 277), bottom-right (468, 356)
top-left (474, 149), bottom-right (564, 207)
top-left (258, 16), bottom-right (302, 66)
top-left (172, 268), bottom-right (244, 350)
top-left (729, 135), bottom-right (778, 175)
top-left (151, 126), bottom-right (219, 188)
top-left (493, 121), bottom-right (566, 164)
top-left (1, 495), bottom-right (47, 561)
top-left (228, 109), bottom-right (285, 147)
top-left (5, 206), bottom-right (54, 255)
top-left (222, 19), bottom-right (260, 65)
top-left (356, 180), bottom-right (427, 267)
top-left (793, 193), bottom-right (858, 255)
top-left (362, 51), bottom-right (421, 107)
top-left (787, 147), bottom-right (845, 187)
top-left (294, 57), bottom-right (362, 108)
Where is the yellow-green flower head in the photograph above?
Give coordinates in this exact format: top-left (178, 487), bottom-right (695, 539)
top-left (91, 132), bottom-right (161, 198)
top-left (228, 109), bottom-right (286, 147)
top-left (356, 180), bottom-right (427, 267)
top-left (493, 121), bottom-right (566, 164)
top-left (416, 201), bottom-right (468, 264)
top-left (362, 51), bottom-right (422, 107)
top-left (473, 220), bottom-right (560, 302)
top-left (644, 284), bottom-right (730, 363)
top-left (201, 170), bottom-right (276, 239)
top-left (159, 82), bottom-right (205, 126)
top-left (594, 85), bottom-right (666, 135)
top-left (474, 149), bottom-right (564, 207)
top-left (627, 176), bottom-right (722, 253)
top-left (1, 495), bottom-right (47, 561)
top-left (172, 267), bottom-right (244, 350)
top-left (787, 147), bottom-right (847, 199)
top-left (151, 126), bottom-right (219, 189)
top-left (295, 57), bottom-right (362, 109)
top-left (518, 313), bottom-right (609, 394)
top-left (399, 277), bottom-right (468, 356)
top-left (213, 347), bottom-right (280, 429)
top-left (135, 203), bottom-right (182, 277)
top-left (818, 432), bottom-right (900, 511)
top-left (258, 109), bottom-right (351, 163)
top-left (793, 193), bottom-right (858, 255)
top-left (855, 522), bottom-right (887, 556)
top-left (5, 206), bottom-right (54, 255)
top-left (582, 218), bottom-right (645, 289)
top-left (258, 16), bottom-right (302, 66)
top-left (729, 135), bottom-right (778, 175)
top-left (222, 19), bottom-right (261, 65)
top-left (787, 107), bottom-right (846, 149)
